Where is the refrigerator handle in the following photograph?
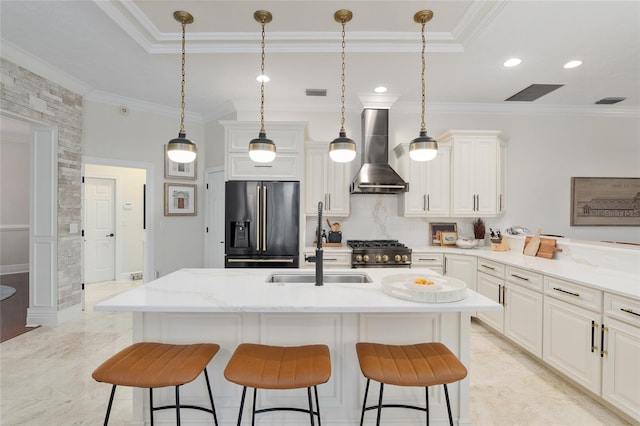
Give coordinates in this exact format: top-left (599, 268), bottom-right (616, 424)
top-left (256, 185), bottom-right (261, 251)
top-left (262, 185), bottom-right (267, 251)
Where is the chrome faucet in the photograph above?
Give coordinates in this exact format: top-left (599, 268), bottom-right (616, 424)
top-left (304, 201), bottom-right (323, 286)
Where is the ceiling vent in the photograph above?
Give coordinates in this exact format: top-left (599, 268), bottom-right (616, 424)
top-left (595, 97), bottom-right (626, 105)
top-left (305, 89), bottom-right (327, 97)
top-left (505, 84), bottom-right (564, 102)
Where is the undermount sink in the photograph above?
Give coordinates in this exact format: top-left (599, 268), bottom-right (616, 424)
top-left (266, 272), bottom-right (373, 284)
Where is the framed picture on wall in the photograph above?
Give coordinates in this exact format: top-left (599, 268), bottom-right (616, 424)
top-left (164, 183), bottom-right (197, 216)
top-left (429, 222), bottom-right (457, 246)
top-left (164, 145), bottom-right (197, 179)
top-left (571, 177), bottom-right (640, 226)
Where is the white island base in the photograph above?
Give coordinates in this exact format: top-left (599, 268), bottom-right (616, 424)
top-left (96, 268), bottom-right (500, 425)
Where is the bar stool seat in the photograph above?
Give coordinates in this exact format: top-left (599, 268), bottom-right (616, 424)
top-left (355, 342), bottom-right (467, 426)
top-left (93, 342), bottom-right (220, 425)
top-left (224, 343), bottom-right (331, 425)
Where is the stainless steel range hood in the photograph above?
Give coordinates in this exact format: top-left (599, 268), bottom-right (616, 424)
top-left (350, 109), bottom-right (408, 194)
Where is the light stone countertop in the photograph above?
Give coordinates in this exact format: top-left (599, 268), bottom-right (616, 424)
top-left (94, 267), bottom-right (501, 313)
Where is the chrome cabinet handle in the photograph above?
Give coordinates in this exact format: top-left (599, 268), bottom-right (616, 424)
top-left (254, 165), bottom-right (272, 168)
top-left (256, 186), bottom-right (260, 251)
top-left (262, 186), bottom-right (267, 251)
top-left (423, 194), bottom-right (427, 211)
top-left (480, 264), bottom-right (495, 271)
top-left (511, 274), bottom-right (530, 281)
top-left (426, 194), bottom-right (430, 211)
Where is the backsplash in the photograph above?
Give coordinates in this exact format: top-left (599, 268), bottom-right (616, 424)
top-left (304, 194), bottom-right (476, 247)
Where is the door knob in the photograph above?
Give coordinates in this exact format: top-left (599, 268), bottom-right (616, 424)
top-left (106, 233), bottom-right (114, 237)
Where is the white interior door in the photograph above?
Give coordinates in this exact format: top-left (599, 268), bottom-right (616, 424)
top-left (85, 177), bottom-right (115, 283)
top-left (205, 168), bottom-right (225, 268)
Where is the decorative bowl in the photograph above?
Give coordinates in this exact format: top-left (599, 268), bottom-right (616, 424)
top-left (455, 238), bottom-right (478, 249)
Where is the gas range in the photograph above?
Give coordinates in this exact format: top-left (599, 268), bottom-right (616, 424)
top-left (347, 240), bottom-right (412, 268)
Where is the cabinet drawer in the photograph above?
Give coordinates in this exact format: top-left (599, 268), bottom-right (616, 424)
top-left (412, 253), bottom-right (443, 267)
top-left (477, 258), bottom-right (505, 279)
top-left (302, 251), bottom-right (351, 268)
top-left (604, 293), bottom-right (640, 327)
top-left (544, 276), bottom-right (603, 313)
top-left (228, 154), bottom-right (300, 180)
top-left (506, 265), bottom-right (543, 292)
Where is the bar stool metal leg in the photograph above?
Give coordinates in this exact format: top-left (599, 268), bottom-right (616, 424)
top-left (443, 384), bottom-right (453, 426)
top-left (360, 379), bottom-right (370, 426)
top-left (425, 386), bottom-right (429, 426)
top-left (251, 387), bottom-right (258, 426)
top-left (237, 386), bottom-right (247, 426)
top-left (175, 385), bottom-right (181, 425)
top-left (103, 385), bottom-right (117, 426)
top-left (306, 387), bottom-right (315, 426)
top-left (149, 388), bottom-right (154, 426)
top-left (203, 369), bottom-right (219, 425)
top-left (314, 386), bottom-right (322, 426)
top-left (376, 382), bottom-right (384, 426)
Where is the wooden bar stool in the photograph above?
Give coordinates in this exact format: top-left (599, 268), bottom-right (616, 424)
top-left (224, 343), bottom-right (331, 425)
top-left (355, 342), bottom-right (467, 426)
top-left (92, 342), bottom-right (220, 425)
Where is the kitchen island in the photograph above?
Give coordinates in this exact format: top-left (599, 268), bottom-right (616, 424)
top-left (95, 267), bottom-right (501, 425)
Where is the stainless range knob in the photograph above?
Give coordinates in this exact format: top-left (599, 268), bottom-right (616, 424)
top-left (375, 255), bottom-right (382, 263)
top-left (394, 255), bottom-right (401, 262)
top-left (363, 255), bottom-right (370, 262)
top-left (401, 255), bottom-right (409, 262)
top-left (355, 255), bottom-right (363, 262)
top-left (382, 255), bottom-right (389, 262)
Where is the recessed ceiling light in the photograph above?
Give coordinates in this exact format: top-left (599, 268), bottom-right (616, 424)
top-left (374, 86), bottom-right (387, 93)
top-left (256, 74), bottom-right (270, 83)
top-left (563, 60), bottom-right (582, 69)
top-left (503, 58), bottom-right (522, 67)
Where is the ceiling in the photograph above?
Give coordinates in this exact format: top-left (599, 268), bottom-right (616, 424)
top-left (1, 0), bottom-right (639, 121)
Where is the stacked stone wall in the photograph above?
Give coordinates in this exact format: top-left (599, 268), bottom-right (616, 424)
top-left (1, 58), bottom-right (83, 310)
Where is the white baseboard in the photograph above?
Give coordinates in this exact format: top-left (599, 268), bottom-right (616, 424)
top-left (26, 303), bottom-right (82, 327)
top-left (0, 264), bottom-right (29, 275)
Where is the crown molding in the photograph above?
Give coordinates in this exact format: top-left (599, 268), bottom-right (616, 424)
top-left (1, 40), bottom-right (92, 95)
top-left (85, 90), bottom-right (204, 123)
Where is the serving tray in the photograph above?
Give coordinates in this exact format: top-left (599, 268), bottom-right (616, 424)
top-left (381, 273), bottom-right (467, 303)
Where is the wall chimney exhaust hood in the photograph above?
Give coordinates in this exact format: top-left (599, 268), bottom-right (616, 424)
top-left (350, 109), bottom-right (408, 194)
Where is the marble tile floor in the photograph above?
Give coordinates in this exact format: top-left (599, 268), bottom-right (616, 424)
top-left (0, 280), bottom-right (631, 426)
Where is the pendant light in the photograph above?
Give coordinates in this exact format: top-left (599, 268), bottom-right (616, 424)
top-left (409, 10), bottom-right (438, 162)
top-left (329, 9), bottom-right (356, 163)
top-left (167, 11), bottom-right (197, 164)
top-left (248, 10), bottom-right (276, 163)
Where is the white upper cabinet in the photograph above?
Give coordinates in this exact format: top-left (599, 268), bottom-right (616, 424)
top-left (440, 130), bottom-right (506, 217)
top-left (220, 121), bottom-right (305, 181)
top-left (394, 142), bottom-right (451, 217)
top-left (304, 141), bottom-right (350, 217)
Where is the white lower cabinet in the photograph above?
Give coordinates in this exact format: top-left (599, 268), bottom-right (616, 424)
top-left (504, 266), bottom-right (543, 358)
top-left (476, 271), bottom-right (504, 333)
top-left (302, 249), bottom-right (351, 269)
top-left (543, 295), bottom-right (602, 394)
top-left (444, 254), bottom-right (477, 292)
top-left (602, 294), bottom-right (640, 420)
top-left (411, 251), bottom-right (444, 275)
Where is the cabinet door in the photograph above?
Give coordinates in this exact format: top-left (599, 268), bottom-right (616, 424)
top-left (543, 296), bottom-right (602, 394)
top-left (473, 140), bottom-right (497, 215)
top-left (444, 254), bottom-right (476, 291)
top-left (451, 138), bottom-right (476, 215)
top-left (602, 317), bottom-right (640, 421)
top-left (325, 159), bottom-right (350, 217)
top-left (476, 272), bottom-right (504, 333)
top-left (504, 282), bottom-right (543, 358)
top-left (305, 147), bottom-right (328, 215)
top-left (423, 146), bottom-right (451, 216)
top-left (402, 158), bottom-right (428, 216)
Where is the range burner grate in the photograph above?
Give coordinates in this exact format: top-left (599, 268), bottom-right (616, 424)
top-left (347, 239), bottom-right (407, 249)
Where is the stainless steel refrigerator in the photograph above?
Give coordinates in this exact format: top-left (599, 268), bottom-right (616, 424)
top-left (225, 181), bottom-right (300, 268)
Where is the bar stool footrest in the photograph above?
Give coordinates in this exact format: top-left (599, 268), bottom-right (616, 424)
top-left (363, 403), bottom-right (427, 413)
top-left (153, 404), bottom-right (217, 416)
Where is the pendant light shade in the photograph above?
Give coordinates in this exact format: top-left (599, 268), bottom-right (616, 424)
top-left (329, 9), bottom-right (356, 163)
top-left (167, 11), bottom-right (197, 164)
top-left (409, 10), bottom-right (437, 162)
top-left (249, 10), bottom-right (276, 163)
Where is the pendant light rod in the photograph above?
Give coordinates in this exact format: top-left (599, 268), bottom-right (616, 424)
top-left (329, 9), bottom-right (356, 163)
top-left (415, 10), bottom-right (432, 133)
top-left (167, 10), bottom-right (197, 163)
top-left (248, 10), bottom-right (276, 163)
top-left (409, 9), bottom-right (437, 162)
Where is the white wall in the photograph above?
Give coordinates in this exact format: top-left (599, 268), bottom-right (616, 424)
top-left (83, 100), bottom-right (206, 276)
top-left (0, 135), bottom-right (30, 272)
top-left (84, 164), bottom-right (146, 278)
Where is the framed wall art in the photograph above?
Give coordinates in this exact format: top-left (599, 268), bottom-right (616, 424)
top-left (164, 183), bottom-right (197, 216)
top-left (440, 231), bottom-right (458, 246)
top-left (570, 177), bottom-right (640, 226)
top-left (165, 145), bottom-right (197, 179)
top-left (429, 222), bottom-right (457, 246)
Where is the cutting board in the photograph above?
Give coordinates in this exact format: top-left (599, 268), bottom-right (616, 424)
top-left (524, 236), bottom-right (563, 259)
